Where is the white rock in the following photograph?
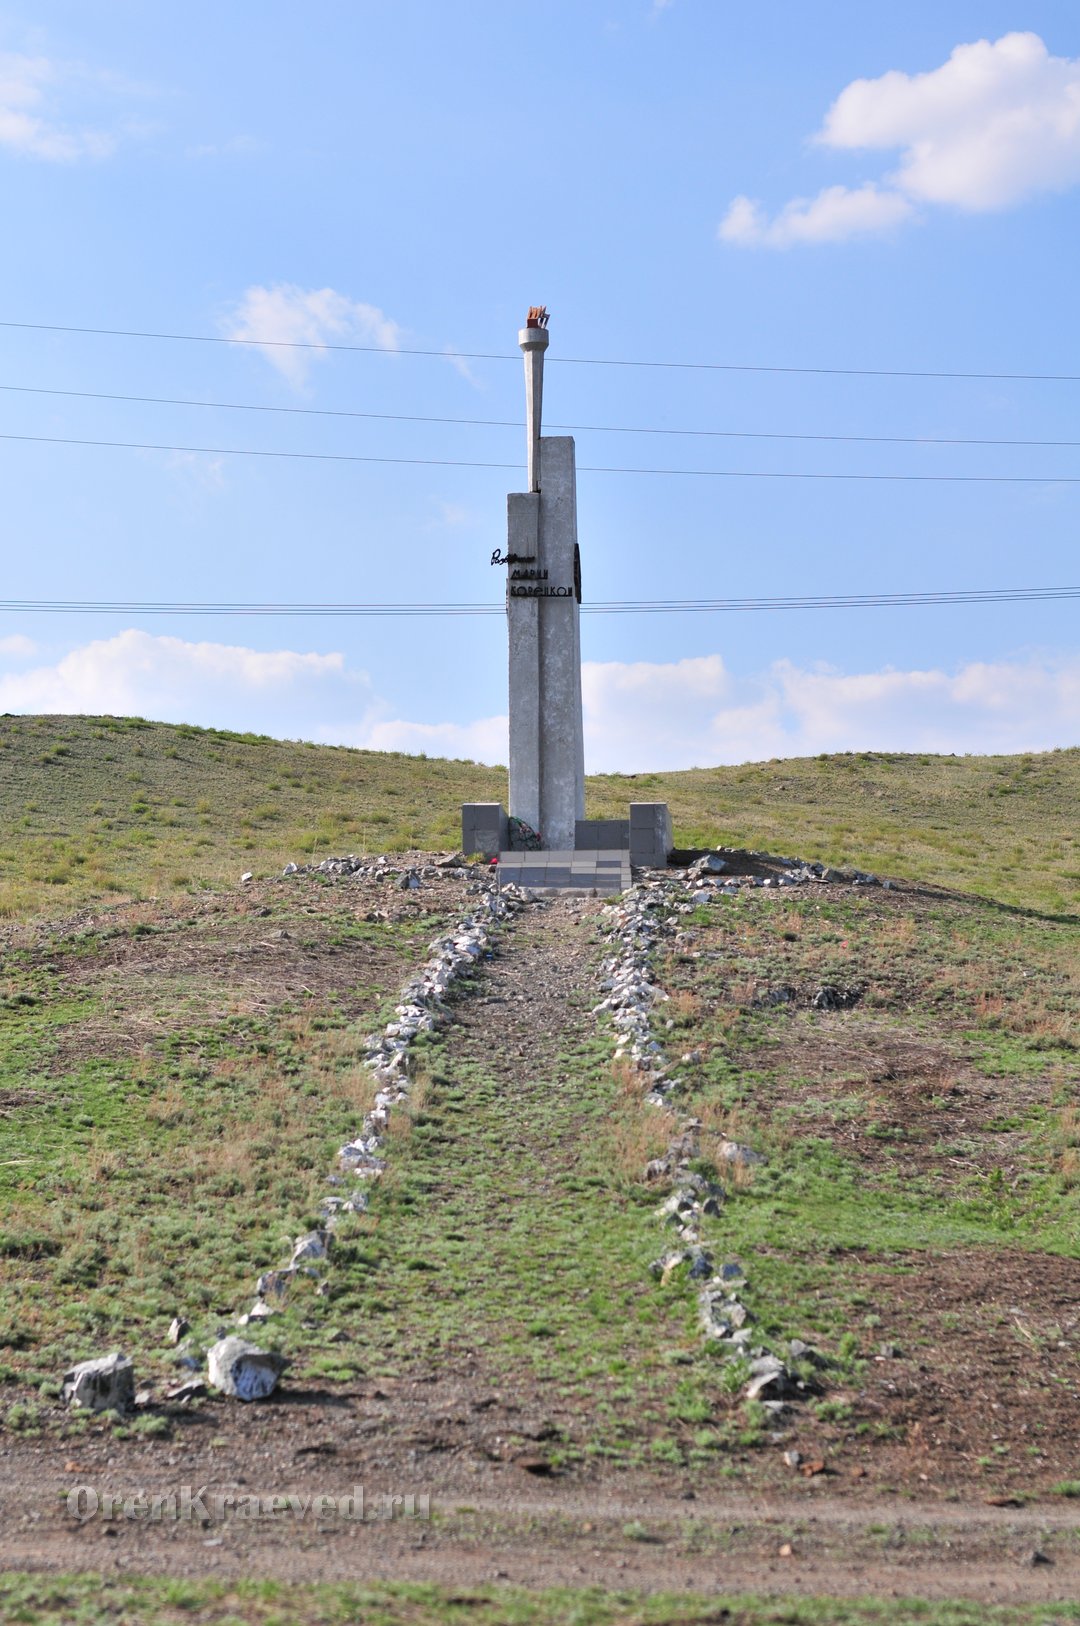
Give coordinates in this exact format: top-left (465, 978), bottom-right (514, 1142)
top-left (718, 1139), bottom-right (767, 1167)
top-left (207, 1336), bottom-right (287, 1401)
top-left (62, 1351), bottom-right (135, 1413)
top-left (290, 1231), bottom-right (328, 1266)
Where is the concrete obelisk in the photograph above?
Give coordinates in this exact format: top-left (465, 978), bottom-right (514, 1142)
top-left (505, 308), bottom-right (585, 849)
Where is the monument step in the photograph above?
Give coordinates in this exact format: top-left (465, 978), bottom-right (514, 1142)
top-left (495, 849), bottom-right (632, 894)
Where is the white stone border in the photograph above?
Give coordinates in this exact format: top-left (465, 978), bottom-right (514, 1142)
top-left (595, 875), bottom-right (799, 1408)
top-left (339, 885), bottom-right (530, 1179)
top-left (241, 876), bottom-right (535, 1323)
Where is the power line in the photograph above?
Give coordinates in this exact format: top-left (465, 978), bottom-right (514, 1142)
top-left (5, 381), bottom-right (1079, 451)
top-left (0, 430), bottom-right (519, 472)
top-left (2, 318), bottom-right (1079, 384)
top-left (2, 430), bottom-right (1079, 484)
top-left (601, 587), bottom-right (1080, 612)
top-left (0, 588), bottom-right (1075, 618)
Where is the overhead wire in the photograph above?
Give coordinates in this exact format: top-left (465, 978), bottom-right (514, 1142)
top-left (1, 318), bottom-right (1079, 382)
top-left (3, 381), bottom-right (1079, 450)
top-left (2, 430), bottom-right (1078, 483)
top-left (3, 325), bottom-right (1075, 641)
top-left (0, 587), bottom-right (1076, 618)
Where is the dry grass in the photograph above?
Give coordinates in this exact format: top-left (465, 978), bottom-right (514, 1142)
top-left (142, 1079), bottom-right (190, 1129)
top-left (1012, 1007), bottom-right (1079, 1046)
top-left (608, 1058), bottom-right (678, 1180)
top-left (666, 988), bottom-right (702, 1022)
top-left (929, 953), bottom-right (1078, 1044)
top-left (881, 913), bottom-right (919, 947)
top-left (0, 880), bottom-right (41, 920)
top-left (774, 909), bottom-right (805, 936)
top-left (688, 1100), bottom-right (759, 1190)
top-left (383, 1072), bottom-right (430, 1146)
top-left (80, 1131), bottom-right (130, 1184)
top-left (726, 975), bottom-right (759, 1008)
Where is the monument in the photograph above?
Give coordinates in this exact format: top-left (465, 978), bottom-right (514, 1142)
top-left (462, 309), bottom-right (672, 888)
top-left (505, 307), bottom-right (585, 850)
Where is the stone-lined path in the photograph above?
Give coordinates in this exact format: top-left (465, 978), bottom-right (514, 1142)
top-left (327, 893), bottom-right (697, 1456)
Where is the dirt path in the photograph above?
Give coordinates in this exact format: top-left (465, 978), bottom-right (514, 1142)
top-left (1, 897), bottom-right (1078, 1605)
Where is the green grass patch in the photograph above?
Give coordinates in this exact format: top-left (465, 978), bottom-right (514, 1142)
top-left (0, 894), bottom-right (453, 1383)
top-left (0, 1572), bottom-right (1073, 1625)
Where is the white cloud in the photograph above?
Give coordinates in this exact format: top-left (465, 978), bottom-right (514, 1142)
top-left (187, 134), bottom-right (259, 160)
top-left (443, 348), bottom-right (484, 389)
top-left (329, 715), bottom-right (509, 765)
top-left (0, 630), bottom-right (367, 736)
top-left (820, 32), bottom-right (1080, 210)
top-left (146, 449), bottom-right (227, 489)
top-left (328, 651), bottom-right (1080, 771)
top-left (721, 31), bottom-right (1080, 247)
top-left (2, 635), bottom-right (1076, 773)
top-left (718, 183), bottom-right (914, 247)
top-left (0, 51), bottom-right (117, 160)
top-left (426, 499), bottom-right (472, 529)
top-left (583, 654), bottom-right (780, 768)
top-left (0, 634), bottom-right (36, 658)
top-left (579, 651), bottom-right (1080, 769)
top-left (222, 284), bottom-right (402, 389)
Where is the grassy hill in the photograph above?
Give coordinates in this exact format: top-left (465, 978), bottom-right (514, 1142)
top-left (0, 714), bottom-right (1077, 919)
top-left (0, 713), bottom-right (1078, 1614)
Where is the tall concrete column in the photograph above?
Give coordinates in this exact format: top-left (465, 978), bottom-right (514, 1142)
top-left (519, 314), bottom-right (548, 494)
top-left (506, 310), bottom-right (585, 850)
top-left (534, 434), bottom-right (584, 847)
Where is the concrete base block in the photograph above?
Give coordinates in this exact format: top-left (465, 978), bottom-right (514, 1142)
top-left (496, 847), bottom-right (632, 893)
top-left (574, 818), bottom-right (630, 851)
top-left (629, 802), bottom-right (673, 868)
top-left (462, 803), bottom-right (507, 859)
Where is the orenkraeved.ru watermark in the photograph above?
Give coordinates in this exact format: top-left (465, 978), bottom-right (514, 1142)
top-left (67, 1484), bottom-right (430, 1524)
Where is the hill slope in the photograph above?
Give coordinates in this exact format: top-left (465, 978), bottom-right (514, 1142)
top-left (0, 715), bottom-right (1077, 1611)
top-left (0, 714), bottom-right (1077, 918)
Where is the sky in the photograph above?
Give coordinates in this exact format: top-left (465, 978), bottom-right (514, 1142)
top-left (0, 0), bottom-right (1077, 770)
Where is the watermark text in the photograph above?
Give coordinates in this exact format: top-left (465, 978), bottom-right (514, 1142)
top-left (67, 1483), bottom-right (429, 1524)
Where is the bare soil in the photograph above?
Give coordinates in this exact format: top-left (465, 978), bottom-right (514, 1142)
top-left (1, 1411), bottom-right (1079, 1604)
top-left (837, 1246), bottom-right (1080, 1488)
top-left (739, 1018), bottom-right (1049, 1178)
top-left (1, 866), bottom-right (470, 1071)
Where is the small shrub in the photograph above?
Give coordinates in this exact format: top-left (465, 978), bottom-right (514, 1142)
top-left (814, 1398), bottom-right (854, 1424)
top-left (132, 1413), bottom-right (172, 1438)
top-left (6, 1401), bottom-right (43, 1433)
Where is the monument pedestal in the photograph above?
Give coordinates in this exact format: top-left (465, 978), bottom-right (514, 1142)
top-left (460, 802), bottom-right (673, 882)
